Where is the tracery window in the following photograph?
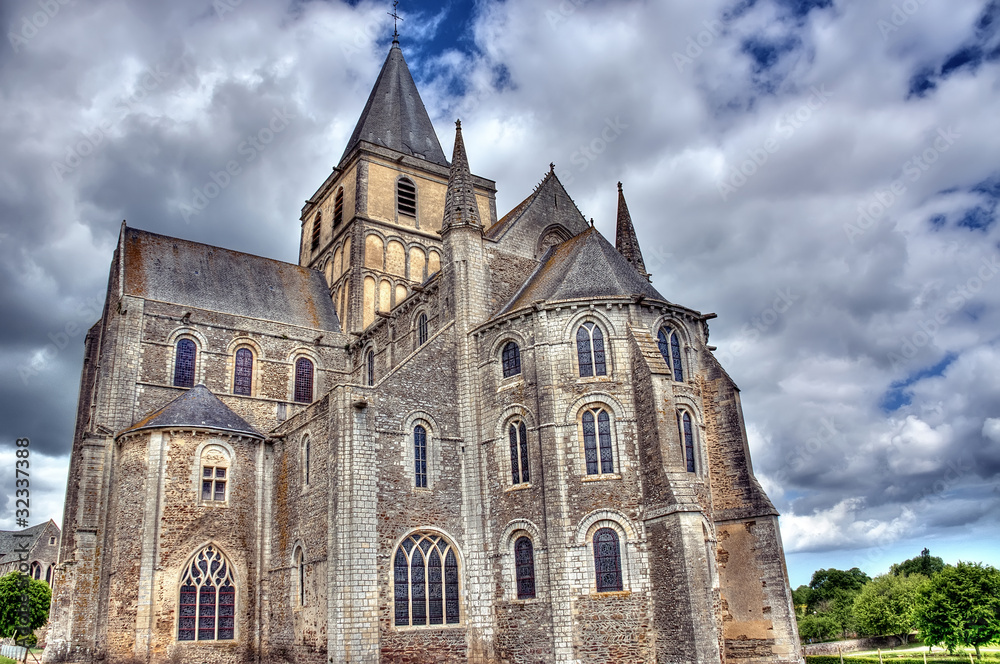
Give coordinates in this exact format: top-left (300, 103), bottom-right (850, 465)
top-left (393, 533), bottom-right (460, 627)
top-left (365, 349), bottom-right (375, 386)
top-left (501, 341), bottom-right (521, 378)
top-left (514, 536), bottom-right (536, 599)
top-left (679, 411), bottom-right (696, 473)
top-left (417, 313), bottom-right (428, 346)
top-left (576, 322), bottom-right (607, 377)
top-left (397, 177), bottom-right (417, 218)
top-left (173, 338), bottom-right (196, 388)
top-left (233, 348), bottom-right (253, 396)
top-left (333, 187), bottom-right (344, 226)
top-left (294, 357), bottom-right (314, 403)
top-left (508, 421), bottom-right (529, 485)
top-left (414, 425), bottom-right (428, 488)
top-left (178, 544), bottom-right (236, 641)
top-left (581, 407), bottom-right (614, 476)
top-left (657, 326), bottom-right (684, 382)
top-left (29, 562), bottom-right (40, 580)
top-left (593, 528), bottom-right (623, 592)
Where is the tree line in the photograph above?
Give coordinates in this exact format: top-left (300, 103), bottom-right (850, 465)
top-left (794, 549), bottom-right (1000, 659)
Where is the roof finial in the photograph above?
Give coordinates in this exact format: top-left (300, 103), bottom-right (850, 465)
top-left (617, 181), bottom-right (623, 192)
top-left (456, 119), bottom-right (462, 129)
top-left (388, 1), bottom-right (403, 42)
top-left (550, 162), bottom-right (555, 173)
top-left (590, 218), bottom-right (595, 227)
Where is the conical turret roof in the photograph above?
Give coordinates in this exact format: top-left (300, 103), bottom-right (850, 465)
top-left (121, 385), bottom-right (262, 438)
top-left (442, 120), bottom-right (481, 229)
top-left (340, 41), bottom-right (449, 167)
top-left (615, 182), bottom-right (647, 277)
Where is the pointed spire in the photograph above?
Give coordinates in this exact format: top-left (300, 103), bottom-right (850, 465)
top-left (443, 120), bottom-right (481, 230)
top-left (615, 181), bottom-right (648, 277)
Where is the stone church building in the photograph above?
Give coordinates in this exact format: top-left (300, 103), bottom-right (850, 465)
top-left (45, 38), bottom-right (803, 664)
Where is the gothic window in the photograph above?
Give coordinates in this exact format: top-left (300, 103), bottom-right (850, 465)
top-left (45, 564), bottom-right (54, 584)
top-left (310, 211), bottom-right (322, 251)
top-left (294, 546), bottom-right (305, 607)
top-left (393, 533), bottom-right (460, 627)
top-left (657, 326), bottom-right (684, 382)
top-left (173, 339), bottom-right (196, 388)
top-left (414, 425), bottom-right (428, 488)
top-left (593, 528), bottom-right (623, 592)
top-left (178, 544), bottom-right (236, 641)
top-left (294, 357), bottom-right (314, 403)
top-left (581, 407), bottom-right (614, 476)
top-left (365, 349), bottom-right (375, 386)
top-left (501, 341), bottom-right (521, 378)
top-left (397, 177), bottom-right (417, 218)
top-left (417, 313), bottom-right (428, 346)
top-left (514, 536), bottom-right (536, 599)
top-left (508, 421), bottom-right (529, 485)
top-left (29, 562), bottom-right (40, 580)
top-left (679, 411), bottom-right (696, 473)
top-left (233, 348), bottom-right (253, 396)
top-left (576, 322), bottom-right (607, 377)
top-left (334, 187), bottom-right (344, 226)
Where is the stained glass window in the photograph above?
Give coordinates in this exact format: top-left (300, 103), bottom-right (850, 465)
top-left (680, 411), bottom-right (696, 473)
top-left (414, 425), bottom-right (427, 488)
top-left (397, 178), bottom-right (417, 217)
top-left (657, 326), bottom-right (684, 382)
top-left (509, 421), bottom-right (529, 484)
top-left (418, 313), bottom-right (428, 345)
top-left (393, 533), bottom-right (460, 627)
top-left (501, 341), bottom-right (521, 378)
top-left (514, 536), bottom-right (535, 599)
top-left (178, 545), bottom-right (236, 641)
top-left (173, 339), bottom-right (196, 388)
top-left (576, 322), bottom-right (607, 377)
top-left (582, 408), bottom-right (614, 476)
top-left (233, 348), bottom-right (253, 396)
top-left (294, 357), bottom-right (314, 403)
top-left (593, 528), bottom-right (623, 592)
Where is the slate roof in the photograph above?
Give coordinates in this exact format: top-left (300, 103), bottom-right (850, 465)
top-left (499, 227), bottom-right (666, 314)
top-left (486, 169), bottom-right (586, 241)
top-left (0, 522), bottom-right (49, 563)
top-left (615, 182), bottom-right (647, 275)
top-left (122, 385), bottom-right (262, 437)
top-left (340, 40), bottom-right (449, 168)
top-left (442, 120), bottom-right (481, 228)
top-left (122, 226), bottom-right (340, 332)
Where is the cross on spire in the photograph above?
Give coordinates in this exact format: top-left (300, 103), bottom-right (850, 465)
top-left (388, 1), bottom-right (403, 41)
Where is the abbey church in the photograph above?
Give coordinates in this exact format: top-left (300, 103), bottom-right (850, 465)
top-left (45, 37), bottom-right (803, 664)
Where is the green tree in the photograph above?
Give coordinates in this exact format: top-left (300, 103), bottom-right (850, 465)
top-left (807, 567), bottom-right (871, 614)
top-left (792, 585), bottom-right (812, 619)
top-left (853, 573), bottom-right (926, 645)
top-left (892, 548), bottom-right (945, 578)
top-left (798, 613), bottom-right (841, 642)
top-left (0, 572), bottom-right (52, 642)
top-left (914, 562), bottom-right (1000, 659)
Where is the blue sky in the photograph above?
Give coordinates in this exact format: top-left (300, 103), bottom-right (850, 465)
top-left (1, 0), bottom-right (999, 588)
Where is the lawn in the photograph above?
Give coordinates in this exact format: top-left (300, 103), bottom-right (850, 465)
top-left (807, 646), bottom-right (1000, 664)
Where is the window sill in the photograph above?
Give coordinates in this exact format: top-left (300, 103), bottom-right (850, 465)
top-left (497, 376), bottom-right (524, 391)
top-left (198, 501), bottom-right (230, 508)
top-left (392, 623), bottom-right (464, 632)
top-left (582, 473), bottom-right (621, 482)
top-left (591, 590), bottom-right (631, 598)
top-left (575, 375), bottom-right (613, 384)
top-left (504, 483), bottom-right (532, 493)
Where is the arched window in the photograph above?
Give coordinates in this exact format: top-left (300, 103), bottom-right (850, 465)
top-left (178, 544), bottom-right (236, 641)
top-left (508, 421), bottom-right (529, 485)
top-left (294, 357), bottom-right (314, 403)
top-left (414, 425), bottom-right (427, 488)
top-left (45, 564), bottom-right (54, 584)
top-left (233, 348), bottom-right (253, 396)
top-left (576, 322), bottom-right (607, 377)
top-left (365, 349), bottom-right (375, 386)
top-left (657, 326), bottom-right (684, 382)
top-left (679, 411), bottom-right (696, 473)
top-left (310, 211), bottom-right (322, 251)
top-left (173, 338), bottom-right (196, 388)
top-left (593, 528), bottom-right (623, 592)
top-left (514, 536), bottom-right (536, 600)
top-left (302, 435), bottom-right (310, 486)
top-left (501, 341), bottom-right (521, 378)
top-left (581, 407), bottom-right (614, 476)
top-left (29, 562), bottom-right (40, 580)
top-left (200, 444), bottom-right (230, 503)
top-left (393, 533), bottom-right (460, 626)
top-left (333, 187), bottom-right (344, 226)
top-left (417, 313), bottom-right (428, 346)
top-left (294, 546), bottom-right (305, 607)
top-left (397, 177), bottom-right (417, 218)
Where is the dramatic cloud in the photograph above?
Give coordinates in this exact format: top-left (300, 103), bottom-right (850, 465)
top-left (2, 0), bottom-right (998, 584)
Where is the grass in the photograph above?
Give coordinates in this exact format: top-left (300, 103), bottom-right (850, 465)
top-left (0, 657), bottom-right (18, 664)
top-left (806, 647), bottom-right (1000, 664)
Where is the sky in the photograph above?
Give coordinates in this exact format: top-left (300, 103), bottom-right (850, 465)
top-left (1, 0), bottom-right (998, 588)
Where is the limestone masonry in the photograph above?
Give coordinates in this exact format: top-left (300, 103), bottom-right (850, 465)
top-left (45, 38), bottom-right (804, 664)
